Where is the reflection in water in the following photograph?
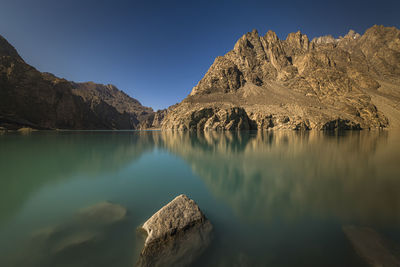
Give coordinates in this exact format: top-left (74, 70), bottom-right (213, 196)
top-left (0, 130), bottom-right (399, 267)
top-left (0, 132), bottom-right (156, 224)
top-left (160, 131), bottom-right (399, 226)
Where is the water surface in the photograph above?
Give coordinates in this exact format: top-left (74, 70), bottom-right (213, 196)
top-left (0, 130), bottom-right (399, 266)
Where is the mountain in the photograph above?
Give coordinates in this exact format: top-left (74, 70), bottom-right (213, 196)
top-left (162, 25), bottom-right (400, 130)
top-left (0, 35), bottom-right (154, 130)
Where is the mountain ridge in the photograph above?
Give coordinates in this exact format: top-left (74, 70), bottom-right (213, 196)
top-left (161, 25), bottom-right (400, 131)
top-left (0, 34), bottom-right (156, 130)
top-left (1, 25), bottom-right (399, 131)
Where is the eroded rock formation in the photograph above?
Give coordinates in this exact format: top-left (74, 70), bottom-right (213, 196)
top-left (162, 25), bottom-right (400, 130)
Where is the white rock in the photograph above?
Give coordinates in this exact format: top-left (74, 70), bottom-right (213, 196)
top-left (138, 194), bottom-right (212, 267)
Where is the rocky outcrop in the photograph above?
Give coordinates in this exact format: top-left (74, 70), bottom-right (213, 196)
top-left (0, 35), bottom-right (154, 130)
top-left (162, 106), bottom-right (253, 131)
top-left (150, 109), bottom-right (168, 128)
top-left (137, 194), bottom-right (212, 267)
top-left (162, 25), bottom-right (400, 131)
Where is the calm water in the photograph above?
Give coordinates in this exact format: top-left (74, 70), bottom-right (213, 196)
top-left (0, 130), bottom-right (400, 267)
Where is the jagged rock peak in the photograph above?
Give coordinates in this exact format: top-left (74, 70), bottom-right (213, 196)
top-left (162, 25), bottom-right (400, 131)
top-left (285, 30), bottom-right (310, 51)
top-left (239, 29), bottom-right (260, 42)
top-left (264, 30), bottom-right (279, 42)
top-left (234, 29), bottom-right (261, 51)
top-left (362, 25), bottom-right (400, 43)
top-left (312, 30), bottom-right (361, 45)
top-left (312, 35), bottom-right (337, 45)
top-left (344, 29), bottom-right (361, 40)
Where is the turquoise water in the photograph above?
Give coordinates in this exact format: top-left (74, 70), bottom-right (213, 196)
top-left (0, 130), bottom-right (400, 266)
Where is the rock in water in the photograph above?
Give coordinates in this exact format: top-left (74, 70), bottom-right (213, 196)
top-left (343, 225), bottom-right (400, 267)
top-left (78, 201), bottom-right (127, 225)
top-left (137, 194), bottom-right (212, 267)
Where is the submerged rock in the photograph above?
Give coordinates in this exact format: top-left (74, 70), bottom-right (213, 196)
top-left (343, 225), bottom-right (400, 267)
top-left (77, 201), bottom-right (127, 225)
top-left (137, 194), bottom-right (212, 267)
top-left (9, 201), bottom-right (129, 267)
top-left (52, 230), bottom-right (99, 253)
top-left (31, 202), bottom-right (127, 253)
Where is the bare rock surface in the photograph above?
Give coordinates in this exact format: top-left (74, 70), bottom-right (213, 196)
top-left (162, 25), bottom-right (400, 131)
top-left (137, 194), bottom-right (212, 267)
top-left (343, 225), bottom-right (400, 267)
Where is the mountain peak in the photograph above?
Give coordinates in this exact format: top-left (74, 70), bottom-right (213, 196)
top-left (162, 25), bottom-right (400, 131)
top-left (344, 29), bottom-right (361, 39)
top-left (0, 35), bottom-right (21, 59)
top-left (285, 30), bottom-right (310, 51)
top-left (264, 30), bottom-right (279, 42)
top-left (0, 34), bottom-right (155, 130)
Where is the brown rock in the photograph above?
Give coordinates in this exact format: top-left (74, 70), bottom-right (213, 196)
top-left (162, 25), bottom-right (400, 131)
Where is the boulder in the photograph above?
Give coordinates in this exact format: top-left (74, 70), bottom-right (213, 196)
top-left (137, 194), bottom-right (212, 267)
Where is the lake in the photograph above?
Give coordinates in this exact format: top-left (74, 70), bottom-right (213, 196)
top-left (0, 130), bottom-right (400, 266)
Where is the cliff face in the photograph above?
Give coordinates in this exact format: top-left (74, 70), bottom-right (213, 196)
top-left (162, 25), bottom-right (400, 131)
top-left (0, 35), bottom-right (154, 130)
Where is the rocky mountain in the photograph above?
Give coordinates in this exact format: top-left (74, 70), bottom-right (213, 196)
top-left (162, 25), bottom-right (400, 130)
top-left (0, 34), bottom-right (154, 130)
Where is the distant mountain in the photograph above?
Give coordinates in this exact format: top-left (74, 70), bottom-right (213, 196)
top-left (0, 35), bottom-right (154, 130)
top-left (162, 25), bottom-right (400, 130)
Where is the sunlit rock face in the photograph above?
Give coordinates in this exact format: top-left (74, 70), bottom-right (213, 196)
top-left (137, 194), bottom-right (212, 267)
top-left (162, 25), bottom-right (400, 131)
top-left (159, 131), bottom-right (400, 226)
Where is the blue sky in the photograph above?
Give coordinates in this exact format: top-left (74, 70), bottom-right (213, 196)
top-left (0, 0), bottom-right (399, 110)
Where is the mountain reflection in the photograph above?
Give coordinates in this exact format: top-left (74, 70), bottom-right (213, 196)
top-left (1, 130), bottom-right (399, 228)
top-left (160, 130), bottom-right (400, 226)
top-left (0, 131), bottom-right (157, 223)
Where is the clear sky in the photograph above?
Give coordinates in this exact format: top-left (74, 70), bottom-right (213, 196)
top-left (0, 0), bottom-right (399, 110)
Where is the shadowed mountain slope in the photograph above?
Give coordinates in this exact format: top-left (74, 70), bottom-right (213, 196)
top-left (0, 35), bottom-right (154, 130)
